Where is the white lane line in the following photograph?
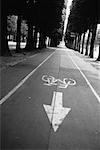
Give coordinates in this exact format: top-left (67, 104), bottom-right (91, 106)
top-left (0, 52), bottom-right (55, 105)
top-left (68, 52), bottom-right (100, 103)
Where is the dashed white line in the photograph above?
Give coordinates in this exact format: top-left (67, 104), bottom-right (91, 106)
top-left (0, 52), bottom-right (55, 105)
top-left (68, 52), bottom-right (100, 103)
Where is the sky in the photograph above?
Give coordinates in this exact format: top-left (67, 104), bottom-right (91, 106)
top-left (63, 0), bottom-right (73, 35)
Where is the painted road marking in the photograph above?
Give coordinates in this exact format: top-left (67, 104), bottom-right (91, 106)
top-left (43, 91), bottom-right (71, 132)
top-left (42, 75), bottom-right (76, 88)
top-left (68, 52), bottom-right (100, 103)
top-left (0, 52), bottom-right (55, 105)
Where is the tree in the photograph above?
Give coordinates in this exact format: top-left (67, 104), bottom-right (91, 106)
top-left (89, 21), bottom-right (97, 58)
top-left (1, 0), bottom-right (65, 55)
top-left (7, 15), bottom-right (17, 40)
top-left (97, 44), bottom-right (100, 61)
top-left (65, 0), bottom-right (99, 58)
top-left (1, 0), bottom-right (27, 55)
top-left (1, 0), bottom-right (11, 56)
top-left (96, 26), bottom-right (100, 61)
top-left (81, 32), bottom-right (85, 54)
top-left (21, 20), bottom-right (28, 42)
top-left (85, 29), bottom-right (91, 55)
top-left (25, 20), bottom-right (34, 50)
top-left (16, 15), bottom-right (22, 52)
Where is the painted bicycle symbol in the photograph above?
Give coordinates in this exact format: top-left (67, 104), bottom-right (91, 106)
top-left (42, 75), bottom-right (76, 88)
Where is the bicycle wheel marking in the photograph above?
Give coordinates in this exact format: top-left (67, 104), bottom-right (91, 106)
top-left (42, 75), bottom-right (76, 88)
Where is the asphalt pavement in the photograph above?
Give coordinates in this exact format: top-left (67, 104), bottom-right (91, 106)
top-left (1, 46), bottom-right (100, 150)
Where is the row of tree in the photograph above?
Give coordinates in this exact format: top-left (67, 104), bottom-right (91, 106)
top-left (65, 0), bottom-right (100, 61)
top-left (7, 15), bottom-right (28, 42)
top-left (1, 0), bottom-right (66, 56)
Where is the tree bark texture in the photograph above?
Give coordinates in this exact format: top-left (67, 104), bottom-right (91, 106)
top-left (33, 27), bottom-right (38, 49)
top-left (77, 34), bottom-right (81, 52)
top-left (96, 44), bottom-right (100, 61)
top-left (1, 1), bottom-right (11, 56)
top-left (85, 29), bottom-right (91, 56)
top-left (16, 15), bottom-right (22, 52)
top-left (25, 21), bottom-right (33, 50)
top-left (74, 35), bottom-right (77, 50)
top-left (38, 32), bottom-right (46, 49)
top-left (89, 23), bottom-right (97, 58)
top-left (81, 32), bottom-right (85, 54)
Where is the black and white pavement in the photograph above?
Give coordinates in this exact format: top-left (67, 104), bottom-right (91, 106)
top-left (1, 46), bottom-right (100, 150)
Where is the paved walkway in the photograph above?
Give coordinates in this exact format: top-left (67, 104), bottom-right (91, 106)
top-left (1, 47), bottom-right (100, 150)
top-left (0, 52), bottom-right (100, 71)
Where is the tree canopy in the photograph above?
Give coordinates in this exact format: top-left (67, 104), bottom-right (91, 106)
top-left (67, 0), bottom-right (98, 34)
top-left (1, 0), bottom-right (66, 55)
top-left (5, 0), bottom-right (65, 35)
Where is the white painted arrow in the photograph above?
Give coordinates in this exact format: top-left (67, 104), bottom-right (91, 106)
top-left (43, 91), bottom-right (71, 132)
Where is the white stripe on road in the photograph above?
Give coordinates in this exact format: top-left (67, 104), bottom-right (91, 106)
top-left (68, 52), bottom-right (100, 103)
top-left (0, 52), bottom-right (55, 105)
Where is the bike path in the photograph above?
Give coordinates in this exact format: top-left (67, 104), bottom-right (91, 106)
top-left (1, 48), bottom-right (100, 150)
top-left (1, 51), bottom-right (60, 149)
top-left (48, 50), bottom-right (100, 150)
top-left (0, 48), bottom-right (55, 99)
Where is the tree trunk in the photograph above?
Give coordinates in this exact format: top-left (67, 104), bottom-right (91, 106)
top-left (1, 2), bottom-right (11, 56)
top-left (96, 44), bottom-right (100, 61)
top-left (81, 32), bottom-right (85, 54)
top-left (76, 35), bottom-right (79, 50)
top-left (33, 27), bottom-right (38, 49)
top-left (38, 31), bottom-right (43, 49)
top-left (74, 35), bottom-right (77, 50)
top-left (50, 37), bottom-right (55, 47)
top-left (42, 34), bottom-right (46, 48)
top-left (25, 21), bottom-right (33, 50)
top-left (9, 34), bottom-right (10, 40)
top-left (77, 34), bottom-right (81, 52)
top-left (14, 33), bottom-right (16, 41)
top-left (16, 15), bottom-right (22, 52)
top-left (89, 22), bottom-right (97, 58)
top-left (38, 31), bottom-right (46, 49)
top-left (85, 29), bottom-right (91, 56)
top-left (22, 35), bottom-right (24, 42)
